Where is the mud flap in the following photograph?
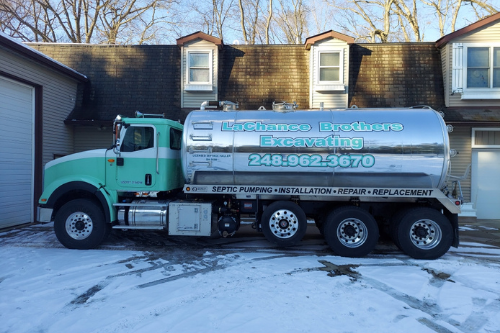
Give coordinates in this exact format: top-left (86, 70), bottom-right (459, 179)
top-left (445, 212), bottom-right (459, 248)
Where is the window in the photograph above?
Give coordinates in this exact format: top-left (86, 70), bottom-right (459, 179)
top-left (170, 128), bottom-right (182, 150)
top-left (187, 51), bottom-right (212, 85)
top-left (121, 126), bottom-right (154, 152)
top-left (318, 51), bottom-right (342, 83)
top-left (314, 49), bottom-right (345, 91)
top-left (467, 47), bottom-right (500, 88)
top-left (455, 44), bottom-right (500, 99)
top-left (319, 52), bottom-right (340, 82)
top-left (472, 128), bottom-right (500, 148)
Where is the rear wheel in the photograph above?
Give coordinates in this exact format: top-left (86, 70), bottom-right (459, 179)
top-left (54, 199), bottom-right (108, 249)
top-left (261, 201), bottom-right (307, 247)
top-left (395, 208), bottom-right (453, 259)
top-left (323, 206), bottom-right (379, 257)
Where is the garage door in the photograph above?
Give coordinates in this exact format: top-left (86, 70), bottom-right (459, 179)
top-left (472, 149), bottom-right (500, 219)
top-left (0, 76), bottom-right (35, 228)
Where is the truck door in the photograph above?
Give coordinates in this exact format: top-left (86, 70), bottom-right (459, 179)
top-left (107, 124), bottom-right (158, 190)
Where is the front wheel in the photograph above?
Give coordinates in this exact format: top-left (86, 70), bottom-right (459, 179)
top-left (54, 199), bottom-right (109, 249)
top-left (261, 201), bottom-right (307, 247)
top-left (323, 206), bottom-right (379, 257)
top-left (395, 208), bottom-right (453, 259)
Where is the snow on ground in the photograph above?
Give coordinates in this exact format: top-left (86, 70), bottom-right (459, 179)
top-left (1, 224), bottom-right (500, 333)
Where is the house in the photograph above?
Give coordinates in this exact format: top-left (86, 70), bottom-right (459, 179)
top-left (0, 33), bottom-right (87, 228)
top-left (436, 12), bottom-right (500, 219)
top-left (5, 13), bottom-right (498, 222)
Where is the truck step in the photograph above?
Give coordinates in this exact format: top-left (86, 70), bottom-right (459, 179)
top-left (112, 225), bottom-right (165, 230)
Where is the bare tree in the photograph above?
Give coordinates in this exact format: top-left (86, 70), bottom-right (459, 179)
top-left (330, 0), bottom-right (395, 42)
top-left (187, 0), bottom-right (236, 39)
top-left (0, 0), bottom-right (177, 44)
top-left (464, 0), bottom-right (498, 17)
top-left (421, 0), bottom-right (463, 36)
top-left (238, 0), bottom-right (265, 44)
top-left (274, 0), bottom-right (308, 44)
top-left (327, 0), bottom-right (498, 42)
top-left (237, 0), bottom-right (275, 44)
top-left (264, 0), bottom-right (272, 44)
top-left (392, 0), bottom-right (421, 41)
top-left (309, 0), bottom-right (338, 34)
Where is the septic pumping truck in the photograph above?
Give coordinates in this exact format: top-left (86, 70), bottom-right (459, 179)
top-left (38, 101), bottom-right (462, 259)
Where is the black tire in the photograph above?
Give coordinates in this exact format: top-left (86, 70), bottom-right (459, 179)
top-left (54, 199), bottom-right (108, 249)
top-left (323, 206), bottom-right (379, 257)
top-left (261, 201), bottom-right (307, 247)
top-left (396, 207), bottom-right (453, 260)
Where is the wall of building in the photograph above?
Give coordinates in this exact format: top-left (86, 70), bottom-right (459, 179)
top-left (0, 47), bottom-right (77, 166)
top-left (73, 126), bottom-right (113, 153)
top-left (309, 38), bottom-right (349, 109)
top-left (28, 43), bottom-right (181, 122)
top-left (220, 45), bottom-right (309, 110)
top-left (181, 39), bottom-right (219, 108)
top-left (349, 43), bottom-right (445, 109)
top-left (448, 126), bottom-right (472, 202)
top-left (441, 20), bottom-right (500, 107)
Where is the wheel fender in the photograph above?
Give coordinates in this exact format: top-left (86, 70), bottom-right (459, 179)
top-left (42, 180), bottom-right (117, 223)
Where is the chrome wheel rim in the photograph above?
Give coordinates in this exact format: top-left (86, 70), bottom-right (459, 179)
top-left (337, 218), bottom-right (368, 248)
top-left (65, 212), bottom-right (93, 240)
top-left (268, 209), bottom-right (299, 239)
top-left (409, 219), bottom-right (442, 250)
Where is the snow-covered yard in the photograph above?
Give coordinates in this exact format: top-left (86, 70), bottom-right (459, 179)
top-left (1, 223), bottom-right (499, 333)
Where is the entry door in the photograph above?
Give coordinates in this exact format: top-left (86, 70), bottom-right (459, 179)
top-left (107, 125), bottom-right (157, 190)
top-left (472, 149), bottom-right (500, 219)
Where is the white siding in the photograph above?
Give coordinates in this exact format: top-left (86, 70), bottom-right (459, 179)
top-left (0, 47), bottom-right (78, 167)
top-left (448, 126), bottom-right (472, 202)
top-left (442, 20), bottom-right (500, 107)
top-left (441, 45), bottom-right (450, 107)
top-left (309, 38), bottom-right (349, 109)
top-left (74, 127), bottom-right (113, 152)
top-left (181, 40), bottom-right (218, 108)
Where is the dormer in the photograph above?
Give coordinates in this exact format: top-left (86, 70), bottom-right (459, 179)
top-left (305, 31), bottom-right (354, 109)
top-left (177, 32), bottom-right (223, 108)
top-left (436, 13), bottom-right (500, 106)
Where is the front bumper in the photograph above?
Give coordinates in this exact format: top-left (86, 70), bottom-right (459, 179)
top-left (37, 207), bottom-right (53, 222)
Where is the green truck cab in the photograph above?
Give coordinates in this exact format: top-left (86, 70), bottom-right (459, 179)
top-left (38, 113), bottom-right (184, 249)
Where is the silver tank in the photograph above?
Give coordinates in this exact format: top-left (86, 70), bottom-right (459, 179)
top-left (182, 108), bottom-right (451, 189)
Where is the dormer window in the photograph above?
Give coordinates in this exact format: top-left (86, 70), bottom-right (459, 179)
top-left (452, 43), bottom-right (500, 99)
top-left (188, 51), bottom-right (212, 84)
top-left (177, 32), bottom-right (221, 107)
top-left (316, 50), bottom-right (343, 87)
top-left (467, 47), bottom-right (500, 88)
top-left (319, 51), bottom-right (341, 82)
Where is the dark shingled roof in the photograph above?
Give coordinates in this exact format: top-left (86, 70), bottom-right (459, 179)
top-left (0, 33), bottom-right (87, 82)
top-left (444, 107), bottom-right (500, 125)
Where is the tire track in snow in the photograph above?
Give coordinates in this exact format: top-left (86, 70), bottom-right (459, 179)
top-left (318, 259), bottom-right (498, 333)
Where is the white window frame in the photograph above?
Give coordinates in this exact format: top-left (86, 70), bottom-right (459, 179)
top-left (461, 43), bottom-right (500, 100)
top-left (472, 128), bottom-right (500, 148)
top-left (315, 49), bottom-right (344, 91)
top-left (185, 49), bottom-right (213, 91)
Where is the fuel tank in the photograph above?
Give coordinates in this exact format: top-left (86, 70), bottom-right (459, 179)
top-left (181, 108), bottom-right (451, 189)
